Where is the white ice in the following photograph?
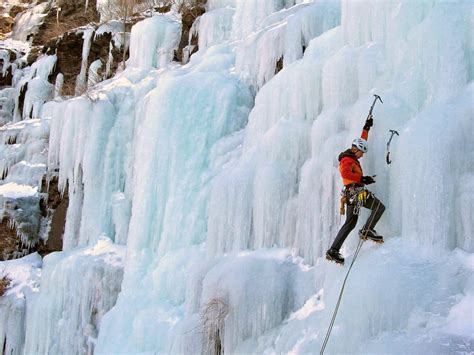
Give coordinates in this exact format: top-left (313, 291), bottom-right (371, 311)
top-left (0, 182), bottom-right (37, 198)
top-left (128, 14), bottom-right (182, 69)
top-left (0, 253), bottom-right (42, 355)
top-left (1, 0), bottom-right (473, 354)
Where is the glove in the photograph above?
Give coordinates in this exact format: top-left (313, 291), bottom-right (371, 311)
top-left (361, 175), bottom-right (376, 185)
top-left (363, 115), bottom-right (373, 131)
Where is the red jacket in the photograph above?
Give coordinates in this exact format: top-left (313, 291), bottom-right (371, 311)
top-left (338, 129), bottom-right (368, 186)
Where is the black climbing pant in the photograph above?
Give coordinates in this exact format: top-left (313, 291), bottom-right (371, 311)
top-left (330, 192), bottom-right (385, 251)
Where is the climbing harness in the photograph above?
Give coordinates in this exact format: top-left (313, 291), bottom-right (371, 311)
top-left (321, 200), bottom-right (383, 355)
top-left (386, 129), bottom-right (399, 164)
top-left (339, 186), bottom-right (370, 216)
top-left (323, 94), bottom-right (386, 353)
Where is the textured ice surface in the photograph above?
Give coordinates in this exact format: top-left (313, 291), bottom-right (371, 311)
top-left (2, 0), bottom-right (473, 354)
top-left (128, 15), bottom-right (182, 69)
top-left (0, 118), bottom-right (49, 248)
top-left (0, 253), bottom-right (42, 355)
top-left (23, 237), bottom-right (125, 355)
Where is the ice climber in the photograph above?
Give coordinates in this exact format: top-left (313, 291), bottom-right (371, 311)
top-left (326, 115), bottom-right (385, 265)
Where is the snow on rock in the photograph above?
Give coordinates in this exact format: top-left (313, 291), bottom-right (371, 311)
top-left (128, 15), bottom-right (182, 69)
top-left (0, 252), bottom-right (42, 355)
top-left (0, 182), bottom-right (37, 198)
top-left (23, 236), bottom-right (125, 355)
top-left (95, 20), bottom-right (125, 49)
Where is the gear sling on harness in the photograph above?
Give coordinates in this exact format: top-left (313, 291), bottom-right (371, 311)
top-left (339, 186), bottom-right (368, 216)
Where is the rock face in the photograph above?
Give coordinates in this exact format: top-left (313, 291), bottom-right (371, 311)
top-left (37, 175), bottom-right (66, 256)
top-left (0, 15), bottom-right (14, 39)
top-left (0, 59), bottom-right (14, 88)
top-left (31, 0), bottom-right (100, 47)
top-left (0, 218), bottom-right (19, 260)
top-left (174, 1), bottom-right (206, 63)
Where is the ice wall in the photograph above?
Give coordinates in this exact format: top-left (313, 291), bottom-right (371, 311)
top-left (24, 237), bottom-right (125, 354)
top-left (235, 1), bottom-right (341, 90)
top-left (47, 70), bottom-right (158, 250)
top-left (11, 0), bottom-right (474, 354)
top-left (0, 118), bottom-right (49, 249)
top-left (0, 253), bottom-right (41, 355)
top-left (128, 15), bottom-right (182, 69)
top-left (19, 54), bottom-right (57, 120)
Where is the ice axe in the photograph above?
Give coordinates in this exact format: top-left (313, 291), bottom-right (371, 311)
top-left (386, 129), bottom-right (399, 164)
top-left (367, 94), bottom-right (383, 120)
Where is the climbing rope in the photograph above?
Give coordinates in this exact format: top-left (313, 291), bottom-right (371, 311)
top-left (320, 198), bottom-right (383, 355)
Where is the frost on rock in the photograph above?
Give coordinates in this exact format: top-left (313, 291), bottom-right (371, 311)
top-left (128, 15), bottom-right (182, 69)
top-left (23, 237), bottom-right (125, 355)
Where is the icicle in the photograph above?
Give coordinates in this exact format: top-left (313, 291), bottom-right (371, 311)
top-left (105, 42), bottom-right (113, 78)
top-left (54, 73), bottom-right (63, 98)
top-left (87, 59), bottom-right (102, 88)
top-left (75, 28), bottom-right (95, 95)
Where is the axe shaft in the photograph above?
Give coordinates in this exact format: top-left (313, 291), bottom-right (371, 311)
top-left (368, 94), bottom-right (383, 118)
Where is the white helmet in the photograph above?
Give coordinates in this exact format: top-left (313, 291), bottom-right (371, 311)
top-left (352, 137), bottom-right (368, 153)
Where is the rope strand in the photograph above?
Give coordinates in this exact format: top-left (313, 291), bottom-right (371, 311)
top-left (320, 198), bottom-right (382, 354)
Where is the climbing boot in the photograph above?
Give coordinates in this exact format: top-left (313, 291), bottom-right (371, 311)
top-left (326, 248), bottom-right (344, 265)
top-left (359, 229), bottom-right (384, 243)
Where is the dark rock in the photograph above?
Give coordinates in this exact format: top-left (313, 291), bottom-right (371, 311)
top-left (0, 66), bottom-right (13, 88)
top-left (37, 175), bottom-right (66, 256)
top-left (275, 57), bottom-right (283, 75)
top-left (0, 15), bottom-right (14, 37)
top-left (0, 218), bottom-right (21, 261)
top-left (9, 5), bottom-right (27, 19)
top-left (156, 4), bottom-right (172, 14)
top-left (26, 46), bottom-right (42, 66)
top-left (18, 82), bottom-right (28, 118)
top-left (174, 0), bottom-right (206, 63)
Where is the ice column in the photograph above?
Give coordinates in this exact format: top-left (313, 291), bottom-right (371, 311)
top-left (76, 28), bottom-right (95, 95)
top-left (128, 15), bottom-right (182, 69)
top-left (24, 238), bottom-right (125, 355)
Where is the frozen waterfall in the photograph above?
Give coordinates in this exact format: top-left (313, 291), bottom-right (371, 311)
top-left (1, 0), bottom-right (473, 354)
